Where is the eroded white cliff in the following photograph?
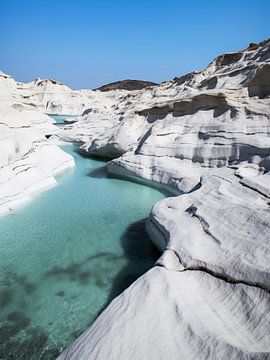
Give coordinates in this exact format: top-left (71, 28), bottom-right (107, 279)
top-left (0, 72), bottom-right (74, 215)
top-left (57, 39), bottom-right (270, 359)
top-left (1, 38), bottom-right (270, 359)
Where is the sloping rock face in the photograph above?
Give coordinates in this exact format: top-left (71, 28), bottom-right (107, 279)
top-left (0, 72), bottom-right (74, 215)
top-left (0, 71), bottom-right (17, 99)
top-left (0, 71), bottom-right (113, 115)
top-left (16, 78), bottom-right (99, 115)
top-left (59, 268), bottom-right (270, 360)
top-left (58, 40), bottom-right (270, 359)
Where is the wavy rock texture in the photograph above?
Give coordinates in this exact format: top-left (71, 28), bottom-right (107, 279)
top-left (1, 70), bottom-right (119, 116)
top-left (59, 267), bottom-right (270, 360)
top-left (57, 40), bottom-right (270, 359)
top-left (1, 39), bottom-right (270, 358)
top-left (0, 72), bottom-right (75, 215)
top-left (16, 77), bottom-right (98, 115)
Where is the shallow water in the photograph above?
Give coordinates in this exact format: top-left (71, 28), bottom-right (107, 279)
top-left (0, 121), bottom-right (165, 359)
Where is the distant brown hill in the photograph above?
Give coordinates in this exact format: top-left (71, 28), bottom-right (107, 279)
top-left (94, 79), bottom-right (158, 91)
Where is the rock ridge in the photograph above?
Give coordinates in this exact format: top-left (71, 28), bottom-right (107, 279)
top-left (56, 39), bottom-right (270, 359)
top-left (1, 39), bottom-right (270, 359)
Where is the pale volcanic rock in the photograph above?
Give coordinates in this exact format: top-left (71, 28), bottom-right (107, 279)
top-left (0, 106), bottom-right (74, 215)
top-left (1, 39), bottom-right (270, 359)
top-left (147, 167), bottom-right (270, 288)
top-left (107, 153), bottom-right (202, 193)
top-left (17, 78), bottom-right (92, 115)
top-left (0, 71), bottom-right (17, 99)
top-left (240, 171), bottom-right (270, 197)
top-left (1, 71), bottom-right (112, 116)
top-left (0, 70), bottom-right (82, 216)
top-left (58, 267), bottom-right (270, 360)
top-left (58, 39), bottom-right (270, 360)
top-left (59, 40), bottom-right (270, 177)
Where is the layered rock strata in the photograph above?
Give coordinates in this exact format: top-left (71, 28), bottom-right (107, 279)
top-left (0, 72), bottom-right (75, 215)
top-left (1, 39), bottom-right (270, 358)
top-left (58, 40), bottom-right (270, 359)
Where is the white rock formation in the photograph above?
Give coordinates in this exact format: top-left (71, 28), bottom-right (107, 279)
top-left (16, 78), bottom-right (95, 115)
top-left (59, 267), bottom-right (270, 360)
top-left (1, 69), bottom-right (113, 116)
top-left (57, 39), bottom-right (270, 359)
top-left (0, 72), bottom-right (75, 215)
top-left (0, 69), bottom-right (132, 215)
top-left (1, 39), bottom-right (270, 359)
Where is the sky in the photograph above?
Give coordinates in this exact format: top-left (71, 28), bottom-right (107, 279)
top-left (0, 0), bottom-right (269, 89)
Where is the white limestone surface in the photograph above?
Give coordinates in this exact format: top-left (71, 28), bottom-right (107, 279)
top-left (57, 39), bottom-right (270, 359)
top-left (58, 267), bottom-right (270, 360)
top-left (1, 39), bottom-right (270, 359)
top-left (0, 107), bottom-right (74, 215)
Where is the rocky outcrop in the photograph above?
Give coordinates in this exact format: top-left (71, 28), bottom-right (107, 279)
top-left (1, 39), bottom-right (270, 359)
top-left (0, 109), bottom-right (74, 215)
top-left (94, 79), bottom-right (158, 92)
top-left (17, 78), bottom-right (96, 115)
top-left (1, 71), bottom-right (112, 115)
top-left (148, 167), bottom-right (270, 287)
top-left (57, 39), bottom-right (270, 359)
top-left (0, 73), bottom-right (75, 215)
top-left (59, 267), bottom-right (270, 360)
top-left (0, 71), bottom-right (17, 99)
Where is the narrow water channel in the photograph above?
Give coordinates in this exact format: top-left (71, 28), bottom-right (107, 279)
top-left (0, 118), bottom-right (165, 359)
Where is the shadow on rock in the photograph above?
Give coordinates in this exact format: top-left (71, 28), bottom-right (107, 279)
top-left (107, 218), bottom-right (160, 303)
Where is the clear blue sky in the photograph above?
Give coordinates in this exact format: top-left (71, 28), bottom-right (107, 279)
top-left (0, 0), bottom-right (269, 89)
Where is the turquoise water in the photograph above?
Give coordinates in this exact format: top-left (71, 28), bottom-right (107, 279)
top-left (0, 119), bottom-right (165, 359)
